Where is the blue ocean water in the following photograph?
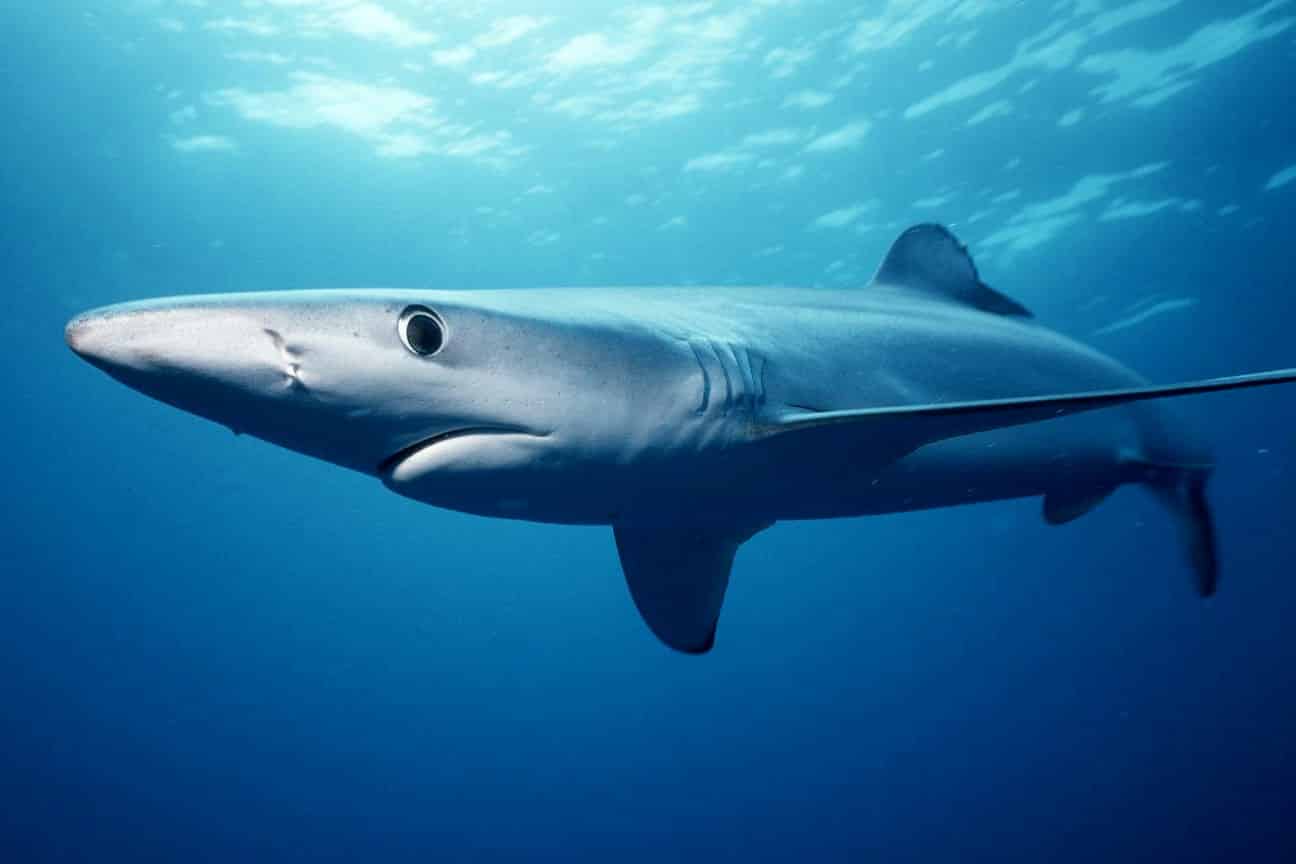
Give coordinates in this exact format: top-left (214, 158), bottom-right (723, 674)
top-left (4, 1), bottom-right (1296, 860)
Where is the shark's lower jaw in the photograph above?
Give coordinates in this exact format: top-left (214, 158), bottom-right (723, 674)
top-left (377, 426), bottom-right (541, 477)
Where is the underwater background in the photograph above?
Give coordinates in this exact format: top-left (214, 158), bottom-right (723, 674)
top-left (4, 1), bottom-right (1296, 860)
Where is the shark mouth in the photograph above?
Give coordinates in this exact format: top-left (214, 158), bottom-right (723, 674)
top-left (377, 426), bottom-right (535, 476)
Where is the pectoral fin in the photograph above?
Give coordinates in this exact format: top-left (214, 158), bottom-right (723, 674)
top-left (760, 369), bottom-right (1296, 458)
top-left (613, 518), bottom-right (768, 654)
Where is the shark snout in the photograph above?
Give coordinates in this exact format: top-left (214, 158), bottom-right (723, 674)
top-left (65, 305), bottom-right (192, 375)
top-left (65, 309), bottom-right (139, 370)
top-left (64, 300), bottom-right (289, 402)
top-left (66, 301), bottom-right (254, 373)
top-left (65, 298), bottom-right (357, 455)
top-left (64, 314), bottom-right (89, 354)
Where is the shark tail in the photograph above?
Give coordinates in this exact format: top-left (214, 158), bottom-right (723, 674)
top-left (1135, 459), bottom-right (1217, 597)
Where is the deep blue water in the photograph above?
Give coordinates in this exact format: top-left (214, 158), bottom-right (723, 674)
top-left (4, 2), bottom-right (1296, 861)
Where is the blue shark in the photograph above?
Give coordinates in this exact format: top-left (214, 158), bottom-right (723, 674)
top-left (66, 225), bottom-right (1296, 653)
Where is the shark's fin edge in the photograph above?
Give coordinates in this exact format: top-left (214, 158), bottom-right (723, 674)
top-left (1043, 483), bottom-right (1119, 525)
top-left (760, 369), bottom-right (1296, 454)
top-left (872, 223), bottom-right (1032, 318)
top-left (613, 518), bottom-right (767, 655)
top-left (1142, 463), bottom-right (1218, 597)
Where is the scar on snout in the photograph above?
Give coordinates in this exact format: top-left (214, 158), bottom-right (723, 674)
top-left (265, 329), bottom-right (307, 390)
top-left (263, 328), bottom-right (285, 351)
top-left (263, 328), bottom-right (302, 359)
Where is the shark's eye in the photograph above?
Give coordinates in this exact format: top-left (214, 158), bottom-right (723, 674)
top-left (398, 306), bottom-right (445, 357)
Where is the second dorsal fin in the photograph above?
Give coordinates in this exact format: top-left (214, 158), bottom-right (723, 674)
top-left (872, 223), bottom-right (1032, 318)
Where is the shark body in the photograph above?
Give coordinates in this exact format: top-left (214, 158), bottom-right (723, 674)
top-left (66, 225), bottom-right (1296, 652)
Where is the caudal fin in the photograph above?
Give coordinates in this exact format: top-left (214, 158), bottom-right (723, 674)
top-left (1144, 465), bottom-right (1217, 597)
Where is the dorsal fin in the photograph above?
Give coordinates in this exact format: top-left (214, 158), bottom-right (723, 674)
top-left (872, 223), bottom-right (1032, 318)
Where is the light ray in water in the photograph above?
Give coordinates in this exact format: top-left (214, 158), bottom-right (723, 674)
top-left (1093, 297), bottom-right (1199, 335)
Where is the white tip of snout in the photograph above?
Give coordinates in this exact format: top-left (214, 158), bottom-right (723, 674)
top-left (65, 308), bottom-right (145, 370)
top-left (65, 312), bottom-right (104, 361)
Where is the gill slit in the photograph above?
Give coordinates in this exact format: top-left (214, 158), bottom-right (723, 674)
top-left (688, 340), bottom-right (712, 416)
top-left (711, 341), bottom-right (734, 413)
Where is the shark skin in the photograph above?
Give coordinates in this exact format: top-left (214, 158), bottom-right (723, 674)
top-left (65, 225), bottom-right (1296, 653)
